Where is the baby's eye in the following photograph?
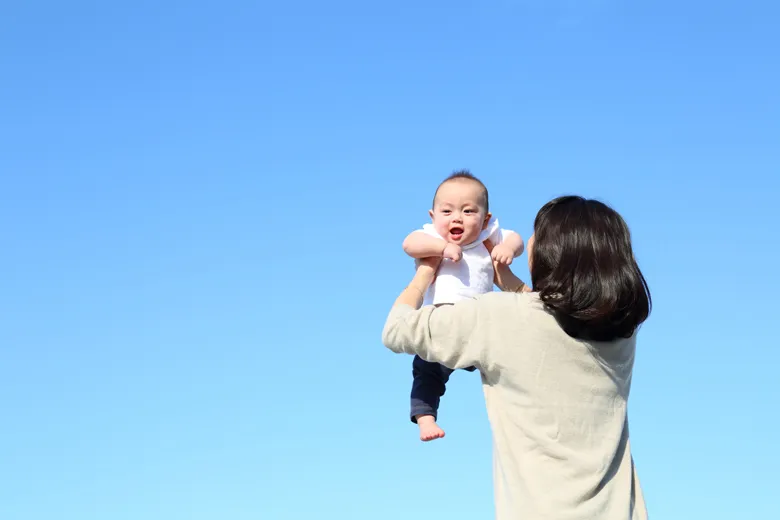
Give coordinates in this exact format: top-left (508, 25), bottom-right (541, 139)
top-left (464, 209), bottom-right (475, 214)
top-left (442, 210), bottom-right (451, 214)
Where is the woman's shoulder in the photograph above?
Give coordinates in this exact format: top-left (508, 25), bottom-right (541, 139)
top-left (476, 290), bottom-right (545, 314)
top-left (476, 291), bottom-right (564, 332)
top-left (477, 292), bottom-right (641, 347)
top-left (478, 290), bottom-right (540, 303)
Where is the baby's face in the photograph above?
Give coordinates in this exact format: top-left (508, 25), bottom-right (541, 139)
top-left (429, 180), bottom-right (490, 245)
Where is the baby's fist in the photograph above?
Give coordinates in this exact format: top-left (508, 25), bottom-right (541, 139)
top-left (443, 243), bottom-right (462, 262)
top-left (491, 243), bottom-right (514, 265)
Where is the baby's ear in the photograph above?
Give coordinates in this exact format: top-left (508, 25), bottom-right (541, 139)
top-left (482, 212), bottom-right (492, 229)
top-left (429, 209), bottom-right (435, 221)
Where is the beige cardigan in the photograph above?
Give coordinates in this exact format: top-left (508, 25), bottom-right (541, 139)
top-left (382, 291), bottom-right (647, 520)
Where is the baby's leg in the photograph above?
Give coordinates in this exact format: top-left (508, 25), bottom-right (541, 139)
top-left (410, 355), bottom-right (454, 441)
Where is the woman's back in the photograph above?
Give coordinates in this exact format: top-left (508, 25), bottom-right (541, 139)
top-left (476, 291), bottom-right (646, 519)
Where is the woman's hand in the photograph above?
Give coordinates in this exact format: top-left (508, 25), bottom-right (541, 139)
top-left (415, 255), bottom-right (443, 275)
top-left (411, 255), bottom-right (442, 291)
top-left (393, 256), bottom-right (443, 309)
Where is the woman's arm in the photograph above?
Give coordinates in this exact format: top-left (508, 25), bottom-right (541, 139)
top-left (391, 258), bottom-right (439, 309)
top-left (383, 258), bottom-right (491, 371)
top-left (494, 264), bottom-right (532, 293)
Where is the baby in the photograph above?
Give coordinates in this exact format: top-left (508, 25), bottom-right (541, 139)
top-left (402, 170), bottom-right (524, 441)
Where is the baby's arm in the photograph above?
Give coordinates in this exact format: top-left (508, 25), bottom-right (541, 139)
top-left (502, 231), bottom-right (525, 257)
top-left (485, 239), bottom-right (532, 293)
top-left (403, 231), bottom-right (461, 261)
top-left (490, 230), bottom-right (524, 265)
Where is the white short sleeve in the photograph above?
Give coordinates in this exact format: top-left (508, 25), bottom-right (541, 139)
top-left (494, 228), bottom-right (516, 244)
top-left (420, 223), bottom-right (442, 239)
top-left (483, 217), bottom-right (514, 246)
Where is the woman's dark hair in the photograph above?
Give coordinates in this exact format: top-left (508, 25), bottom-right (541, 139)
top-left (531, 196), bottom-right (651, 341)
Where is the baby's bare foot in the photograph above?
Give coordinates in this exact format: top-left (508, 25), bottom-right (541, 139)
top-left (416, 415), bottom-right (446, 442)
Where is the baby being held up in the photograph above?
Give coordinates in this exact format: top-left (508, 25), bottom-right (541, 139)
top-left (402, 170), bottom-right (524, 441)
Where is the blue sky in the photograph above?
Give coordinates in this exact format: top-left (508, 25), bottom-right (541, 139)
top-left (1, 1), bottom-right (778, 519)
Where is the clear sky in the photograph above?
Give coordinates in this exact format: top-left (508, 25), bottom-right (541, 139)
top-left (1, 1), bottom-right (778, 519)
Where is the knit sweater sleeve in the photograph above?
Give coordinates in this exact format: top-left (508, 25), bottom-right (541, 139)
top-left (382, 293), bottom-right (501, 371)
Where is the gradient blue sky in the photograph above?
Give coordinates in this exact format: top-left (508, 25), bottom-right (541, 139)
top-left (1, 1), bottom-right (778, 519)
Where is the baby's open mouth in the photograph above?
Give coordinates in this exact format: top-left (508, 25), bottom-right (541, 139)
top-left (449, 226), bottom-right (464, 239)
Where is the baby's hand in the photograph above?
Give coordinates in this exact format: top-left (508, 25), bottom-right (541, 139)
top-left (490, 243), bottom-right (514, 265)
top-left (442, 243), bottom-right (462, 262)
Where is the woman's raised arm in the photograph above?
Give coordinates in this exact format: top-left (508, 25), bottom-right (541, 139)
top-left (382, 257), bottom-right (492, 371)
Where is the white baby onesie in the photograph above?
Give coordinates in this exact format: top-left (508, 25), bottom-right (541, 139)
top-left (417, 217), bottom-right (515, 306)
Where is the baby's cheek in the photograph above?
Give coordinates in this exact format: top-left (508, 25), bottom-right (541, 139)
top-left (467, 223), bottom-right (484, 240)
top-left (432, 219), bottom-right (450, 238)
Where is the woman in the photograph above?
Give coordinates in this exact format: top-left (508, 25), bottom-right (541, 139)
top-left (383, 196), bottom-right (651, 519)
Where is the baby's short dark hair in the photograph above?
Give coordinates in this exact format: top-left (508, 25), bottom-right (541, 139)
top-left (432, 169), bottom-right (489, 212)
